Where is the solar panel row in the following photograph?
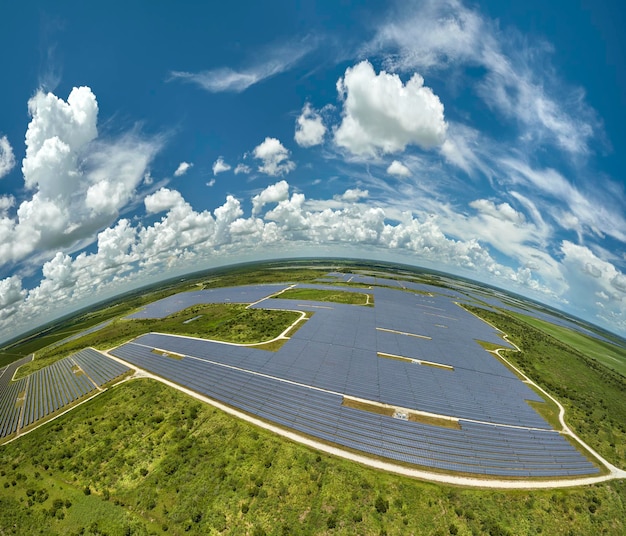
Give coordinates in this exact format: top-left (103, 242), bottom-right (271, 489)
top-left (0, 378), bottom-right (27, 438)
top-left (0, 350), bottom-right (131, 438)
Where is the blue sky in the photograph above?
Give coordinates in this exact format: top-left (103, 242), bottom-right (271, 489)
top-left (1, 0), bottom-right (625, 342)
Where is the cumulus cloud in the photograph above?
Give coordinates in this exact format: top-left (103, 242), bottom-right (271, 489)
top-left (0, 136), bottom-right (16, 178)
top-left (0, 275), bottom-right (25, 308)
top-left (251, 180), bottom-right (290, 216)
top-left (144, 188), bottom-right (186, 214)
top-left (3, 179), bottom-right (565, 343)
top-left (561, 241), bottom-right (626, 297)
top-left (174, 161), bottom-right (192, 177)
top-left (253, 137), bottom-right (295, 176)
top-left (334, 60), bottom-right (447, 156)
top-left (294, 103), bottom-right (326, 147)
top-left (0, 195), bottom-right (14, 214)
top-left (386, 160), bottom-right (411, 178)
top-left (212, 157), bottom-right (231, 175)
top-left (340, 188), bottom-right (369, 202)
top-left (0, 87), bottom-right (160, 267)
top-left (560, 241), bottom-right (626, 331)
top-left (234, 163), bottom-right (251, 175)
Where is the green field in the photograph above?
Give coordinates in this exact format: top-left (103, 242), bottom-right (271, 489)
top-left (1, 378), bottom-right (624, 536)
top-left (274, 288), bottom-right (372, 305)
top-left (510, 312), bottom-right (626, 377)
top-left (14, 304), bottom-right (301, 380)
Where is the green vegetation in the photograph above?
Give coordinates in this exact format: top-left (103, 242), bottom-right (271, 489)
top-left (274, 288), bottom-right (372, 305)
top-left (467, 306), bottom-right (626, 467)
top-left (1, 379), bottom-right (624, 535)
top-left (510, 312), bottom-right (626, 377)
top-left (15, 304), bottom-right (301, 379)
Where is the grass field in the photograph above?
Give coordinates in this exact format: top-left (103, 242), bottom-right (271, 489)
top-left (14, 304), bottom-right (301, 380)
top-left (274, 288), bottom-right (372, 305)
top-left (1, 378), bottom-right (624, 535)
top-left (510, 312), bottom-right (626, 377)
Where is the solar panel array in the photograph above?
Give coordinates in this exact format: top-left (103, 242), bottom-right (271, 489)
top-left (110, 280), bottom-right (599, 477)
top-left (1, 273), bottom-right (600, 477)
top-left (127, 284), bottom-right (289, 319)
top-left (47, 320), bottom-right (114, 350)
top-left (112, 341), bottom-right (596, 477)
top-left (0, 349), bottom-right (131, 439)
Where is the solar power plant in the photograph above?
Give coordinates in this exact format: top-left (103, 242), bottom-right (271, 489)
top-left (111, 280), bottom-right (599, 478)
top-left (0, 349), bottom-right (131, 439)
top-left (127, 284), bottom-right (290, 319)
top-left (47, 320), bottom-right (115, 350)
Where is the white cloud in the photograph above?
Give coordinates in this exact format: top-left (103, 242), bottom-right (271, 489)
top-left (252, 137), bottom-right (295, 176)
top-left (294, 103), bottom-right (326, 147)
top-left (561, 241), bottom-right (626, 297)
top-left (174, 161), bottom-right (192, 177)
top-left (234, 163), bottom-right (251, 175)
top-left (370, 0), bottom-right (598, 155)
top-left (340, 188), bottom-right (369, 202)
top-left (469, 199), bottom-right (525, 225)
top-left (83, 136), bottom-right (158, 215)
top-left (0, 275), bottom-right (25, 308)
top-left (0, 87), bottom-right (160, 267)
top-left (334, 60), bottom-right (447, 156)
top-left (439, 123), bottom-right (495, 179)
top-left (502, 158), bottom-right (626, 243)
top-left (169, 40), bottom-right (313, 93)
top-left (212, 157), bottom-right (231, 175)
top-left (144, 187), bottom-right (186, 214)
top-left (0, 136), bottom-right (16, 178)
top-left (251, 180), bottom-right (290, 216)
top-left (0, 195), bottom-right (14, 214)
top-left (386, 160), bottom-right (411, 178)
top-left (9, 180), bottom-right (625, 344)
top-left (560, 241), bottom-right (626, 332)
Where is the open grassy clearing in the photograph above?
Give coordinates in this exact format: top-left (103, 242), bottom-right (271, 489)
top-left (274, 287), bottom-right (372, 306)
top-left (509, 312), bottom-right (626, 378)
top-left (1, 378), bottom-right (625, 536)
top-left (466, 306), bottom-right (626, 468)
top-left (14, 304), bottom-right (301, 380)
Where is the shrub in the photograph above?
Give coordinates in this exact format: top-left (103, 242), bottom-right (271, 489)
top-left (375, 495), bottom-right (389, 514)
